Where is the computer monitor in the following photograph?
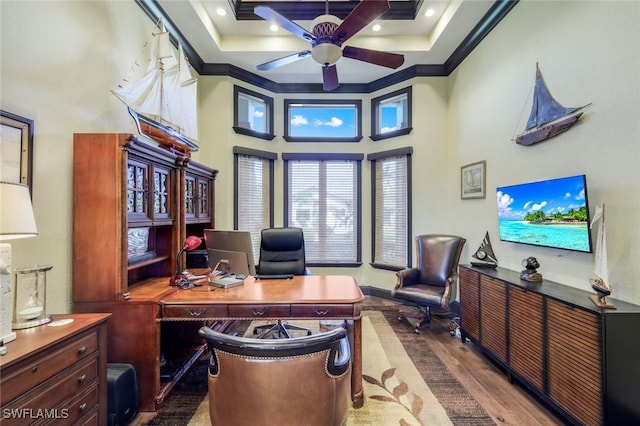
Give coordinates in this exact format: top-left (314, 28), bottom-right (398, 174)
top-left (203, 229), bottom-right (256, 275)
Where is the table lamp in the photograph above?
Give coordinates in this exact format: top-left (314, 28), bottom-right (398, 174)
top-left (169, 236), bottom-right (202, 288)
top-left (0, 182), bottom-right (38, 348)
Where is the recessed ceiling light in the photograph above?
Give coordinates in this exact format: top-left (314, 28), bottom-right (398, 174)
top-left (424, 8), bottom-right (435, 17)
top-left (372, 24), bottom-right (381, 32)
top-left (216, 8), bottom-right (226, 16)
top-left (270, 24), bottom-right (279, 32)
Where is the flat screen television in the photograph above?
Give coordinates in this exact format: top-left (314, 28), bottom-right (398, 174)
top-left (496, 174), bottom-right (592, 253)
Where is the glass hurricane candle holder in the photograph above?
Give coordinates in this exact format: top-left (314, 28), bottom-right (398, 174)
top-left (12, 265), bottom-right (53, 329)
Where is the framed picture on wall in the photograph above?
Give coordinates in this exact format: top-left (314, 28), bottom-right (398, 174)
top-left (461, 160), bottom-right (486, 199)
top-left (1, 110), bottom-right (34, 193)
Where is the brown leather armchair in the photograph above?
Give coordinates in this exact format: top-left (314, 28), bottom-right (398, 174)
top-left (198, 326), bottom-right (351, 426)
top-left (392, 234), bottom-right (466, 334)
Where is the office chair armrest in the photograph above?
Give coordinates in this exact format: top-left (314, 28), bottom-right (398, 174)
top-left (329, 336), bottom-right (351, 377)
top-left (394, 268), bottom-right (420, 288)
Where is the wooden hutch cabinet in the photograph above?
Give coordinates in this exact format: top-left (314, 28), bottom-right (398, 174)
top-left (459, 265), bottom-right (640, 425)
top-left (72, 133), bottom-right (218, 411)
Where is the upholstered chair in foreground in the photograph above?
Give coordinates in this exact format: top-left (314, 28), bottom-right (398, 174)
top-left (392, 234), bottom-right (466, 334)
top-left (198, 326), bottom-right (351, 426)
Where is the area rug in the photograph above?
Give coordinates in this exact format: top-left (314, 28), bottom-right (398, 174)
top-left (147, 308), bottom-right (494, 425)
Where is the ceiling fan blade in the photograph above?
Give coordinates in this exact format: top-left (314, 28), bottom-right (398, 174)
top-left (254, 6), bottom-right (316, 43)
top-left (257, 51), bottom-right (312, 71)
top-left (342, 46), bottom-right (404, 69)
top-left (322, 65), bottom-right (339, 91)
top-left (332, 0), bottom-right (390, 44)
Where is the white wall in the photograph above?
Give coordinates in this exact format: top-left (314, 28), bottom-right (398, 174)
top-left (2, 1), bottom-right (638, 314)
top-left (447, 1), bottom-right (640, 304)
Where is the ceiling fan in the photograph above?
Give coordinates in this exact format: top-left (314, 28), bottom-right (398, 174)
top-left (254, 0), bottom-right (404, 91)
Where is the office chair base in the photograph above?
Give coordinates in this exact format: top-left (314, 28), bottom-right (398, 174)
top-left (397, 307), bottom-right (432, 334)
top-left (254, 320), bottom-right (312, 339)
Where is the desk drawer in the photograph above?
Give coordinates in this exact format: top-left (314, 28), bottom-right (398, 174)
top-left (291, 304), bottom-right (355, 318)
top-left (163, 304), bottom-right (228, 318)
top-left (228, 304), bottom-right (290, 318)
top-left (1, 331), bottom-right (97, 404)
top-left (57, 384), bottom-right (99, 425)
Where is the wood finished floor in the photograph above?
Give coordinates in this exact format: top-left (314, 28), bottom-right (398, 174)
top-left (132, 296), bottom-right (566, 425)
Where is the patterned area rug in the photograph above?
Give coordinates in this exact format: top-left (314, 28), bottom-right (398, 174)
top-left (147, 308), bottom-right (494, 425)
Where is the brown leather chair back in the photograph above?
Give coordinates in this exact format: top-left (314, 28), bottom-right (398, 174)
top-left (417, 234), bottom-right (466, 288)
top-left (198, 326), bottom-right (351, 426)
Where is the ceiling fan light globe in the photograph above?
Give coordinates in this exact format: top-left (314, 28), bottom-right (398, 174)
top-left (311, 43), bottom-right (342, 66)
top-left (312, 14), bottom-right (341, 37)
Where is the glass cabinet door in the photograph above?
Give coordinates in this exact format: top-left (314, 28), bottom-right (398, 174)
top-left (127, 159), bottom-right (149, 222)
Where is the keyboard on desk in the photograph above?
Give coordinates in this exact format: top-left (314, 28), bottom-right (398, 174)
top-left (209, 276), bottom-right (245, 288)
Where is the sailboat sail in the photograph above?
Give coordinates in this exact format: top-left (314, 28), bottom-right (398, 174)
top-left (590, 204), bottom-right (609, 289)
top-left (112, 20), bottom-right (198, 151)
top-left (515, 64), bottom-right (589, 146)
top-left (525, 67), bottom-right (581, 130)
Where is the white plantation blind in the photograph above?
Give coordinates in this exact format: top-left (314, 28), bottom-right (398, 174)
top-left (234, 147), bottom-right (276, 262)
top-left (369, 148), bottom-right (412, 268)
top-left (284, 154), bottom-right (362, 265)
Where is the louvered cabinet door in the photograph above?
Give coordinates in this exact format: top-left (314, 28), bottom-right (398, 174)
top-left (547, 299), bottom-right (603, 426)
top-left (508, 286), bottom-right (544, 391)
top-left (459, 267), bottom-right (480, 342)
top-left (479, 275), bottom-right (507, 363)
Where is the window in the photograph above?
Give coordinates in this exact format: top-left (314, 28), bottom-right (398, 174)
top-left (283, 153), bottom-right (363, 266)
top-left (371, 87), bottom-right (412, 141)
top-left (284, 99), bottom-right (362, 142)
top-left (234, 147), bottom-right (276, 261)
top-left (233, 86), bottom-right (275, 140)
top-left (368, 147), bottom-right (413, 269)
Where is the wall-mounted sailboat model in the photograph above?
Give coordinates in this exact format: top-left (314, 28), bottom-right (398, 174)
top-left (515, 64), bottom-right (590, 146)
top-left (112, 19), bottom-right (199, 155)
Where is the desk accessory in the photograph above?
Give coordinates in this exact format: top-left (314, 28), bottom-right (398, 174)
top-left (520, 257), bottom-right (542, 282)
top-left (470, 232), bottom-right (498, 269)
top-left (0, 182), bottom-right (38, 351)
top-left (170, 236), bottom-right (202, 288)
top-left (589, 204), bottom-right (615, 309)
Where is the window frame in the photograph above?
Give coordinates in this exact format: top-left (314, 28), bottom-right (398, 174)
top-left (283, 99), bottom-right (363, 143)
top-left (283, 152), bottom-right (363, 267)
top-left (233, 146), bottom-right (277, 262)
top-left (370, 86), bottom-right (413, 141)
top-left (233, 86), bottom-right (275, 141)
top-left (368, 147), bottom-right (413, 270)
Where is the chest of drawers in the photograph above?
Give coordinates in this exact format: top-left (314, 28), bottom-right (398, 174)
top-left (1, 314), bottom-right (110, 425)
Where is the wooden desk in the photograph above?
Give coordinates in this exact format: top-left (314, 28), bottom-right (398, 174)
top-left (161, 275), bottom-right (365, 408)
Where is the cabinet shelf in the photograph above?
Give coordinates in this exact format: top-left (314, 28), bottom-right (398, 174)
top-left (128, 254), bottom-right (171, 271)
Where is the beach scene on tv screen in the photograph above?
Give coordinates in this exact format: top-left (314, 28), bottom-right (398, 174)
top-left (496, 175), bottom-right (591, 252)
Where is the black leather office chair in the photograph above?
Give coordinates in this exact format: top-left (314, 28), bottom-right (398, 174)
top-left (253, 227), bottom-right (311, 338)
top-left (392, 234), bottom-right (466, 334)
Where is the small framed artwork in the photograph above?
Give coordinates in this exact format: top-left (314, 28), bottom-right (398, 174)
top-left (461, 160), bottom-right (486, 199)
top-left (1, 110), bottom-right (34, 193)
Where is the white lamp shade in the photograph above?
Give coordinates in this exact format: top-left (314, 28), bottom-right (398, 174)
top-left (0, 181), bottom-right (38, 240)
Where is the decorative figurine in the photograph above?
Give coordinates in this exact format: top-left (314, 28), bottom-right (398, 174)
top-left (470, 232), bottom-right (498, 269)
top-left (589, 204), bottom-right (616, 309)
top-left (520, 257), bottom-right (542, 282)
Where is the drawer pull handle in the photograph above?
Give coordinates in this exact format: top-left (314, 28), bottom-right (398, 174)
top-left (313, 307), bottom-right (330, 316)
top-left (251, 307), bottom-right (269, 316)
top-left (78, 345), bottom-right (88, 355)
top-left (79, 403), bottom-right (88, 412)
top-left (31, 366), bottom-right (38, 373)
top-left (185, 308), bottom-right (206, 316)
top-left (78, 374), bottom-right (87, 384)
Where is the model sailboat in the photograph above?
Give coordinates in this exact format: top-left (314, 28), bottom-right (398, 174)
top-left (515, 64), bottom-right (590, 146)
top-left (471, 232), bottom-right (498, 269)
top-left (112, 19), bottom-right (199, 154)
top-left (589, 204), bottom-right (615, 309)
